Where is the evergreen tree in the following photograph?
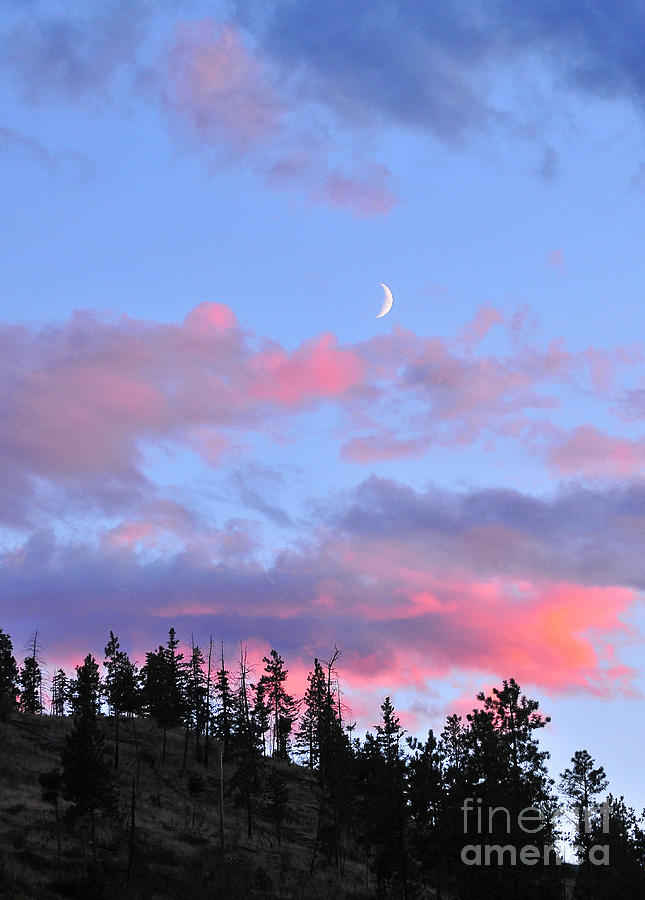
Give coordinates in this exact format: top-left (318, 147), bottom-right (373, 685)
top-left (19, 629), bottom-right (44, 714)
top-left (251, 676), bottom-right (271, 757)
top-left (585, 794), bottom-right (645, 898)
top-left (296, 658), bottom-right (327, 769)
top-left (230, 645), bottom-right (262, 838)
top-left (213, 640), bottom-right (235, 760)
top-left (141, 627), bottom-right (186, 764)
top-left (258, 649), bottom-right (296, 759)
top-left (309, 650), bottom-right (356, 875)
top-left (61, 706), bottom-right (114, 820)
top-left (50, 668), bottom-right (68, 716)
top-left (0, 628), bottom-right (19, 720)
top-left (458, 679), bottom-right (561, 900)
top-left (183, 640), bottom-right (208, 767)
top-left (69, 653), bottom-right (102, 718)
top-left (103, 631), bottom-right (139, 769)
top-left (407, 730), bottom-right (446, 900)
top-left (560, 749), bottom-right (609, 899)
top-left (61, 652), bottom-right (114, 859)
top-left (19, 655), bottom-right (43, 713)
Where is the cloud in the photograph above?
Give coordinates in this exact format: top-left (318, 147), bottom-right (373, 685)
top-left (155, 18), bottom-right (398, 214)
top-left (1, 0), bottom-right (149, 104)
top-left (1, 476), bottom-right (643, 705)
top-left (547, 425), bottom-right (645, 477)
top-left (233, 0), bottom-right (645, 144)
top-left (0, 304), bottom-right (367, 527)
top-left (160, 20), bottom-right (282, 153)
top-left (1, 301), bottom-right (643, 529)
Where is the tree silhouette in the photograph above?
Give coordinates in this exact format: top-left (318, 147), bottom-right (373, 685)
top-left (0, 627), bottom-right (19, 720)
top-left (69, 653), bottom-right (102, 719)
top-left (213, 640), bottom-right (235, 761)
top-left (103, 631), bottom-right (139, 769)
top-left (259, 649), bottom-right (296, 759)
top-left (61, 653), bottom-right (114, 865)
top-left (141, 627), bottom-right (186, 764)
top-left (50, 668), bottom-right (68, 716)
top-left (560, 749), bottom-right (609, 899)
top-left (19, 630), bottom-right (44, 714)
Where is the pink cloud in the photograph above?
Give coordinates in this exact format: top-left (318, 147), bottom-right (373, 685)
top-left (341, 432), bottom-right (432, 463)
top-left (250, 333), bottom-right (365, 405)
top-left (320, 165), bottom-right (397, 216)
top-left (458, 304), bottom-right (504, 351)
top-left (548, 425), bottom-right (645, 477)
top-left (161, 21), bottom-right (281, 152)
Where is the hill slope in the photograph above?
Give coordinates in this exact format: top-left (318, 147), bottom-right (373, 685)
top-left (0, 713), bottom-right (371, 899)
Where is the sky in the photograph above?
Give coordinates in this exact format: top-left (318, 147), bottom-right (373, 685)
top-left (2, 0), bottom-right (645, 811)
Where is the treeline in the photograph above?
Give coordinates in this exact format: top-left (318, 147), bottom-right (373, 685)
top-left (1, 625), bottom-right (645, 899)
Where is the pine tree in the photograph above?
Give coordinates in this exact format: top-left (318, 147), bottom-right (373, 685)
top-left (296, 658), bottom-right (327, 769)
top-left (230, 645), bottom-right (262, 839)
top-left (69, 653), bottom-right (102, 719)
top-left (19, 629), bottom-right (44, 714)
top-left (0, 628), bottom-right (19, 720)
top-left (183, 640), bottom-right (208, 767)
top-left (103, 631), bottom-right (139, 769)
top-left (459, 679), bottom-right (561, 900)
top-left (213, 640), bottom-right (235, 760)
top-left (50, 669), bottom-right (68, 716)
top-left (61, 708), bottom-right (114, 820)
top-left (258, 649), bottom-right (296, 759)
top-left (61, 653), bottom-right (114, 859)
top-left (251, 676), bottom-right (271, 757)
top-left (560, 749), bottom-right (609, 899)
top-left (407, 730), bottom-right (446, 900)
top-left (141, 628), bottom-right (186, 764)
top-left (19, 656), bottom-right (43, 713)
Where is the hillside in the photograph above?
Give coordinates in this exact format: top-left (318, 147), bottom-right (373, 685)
top-left (0, 713), bottom-right (372, 899)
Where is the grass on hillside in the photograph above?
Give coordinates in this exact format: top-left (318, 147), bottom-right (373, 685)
top-left (0, 713), bottom-right (373, 899)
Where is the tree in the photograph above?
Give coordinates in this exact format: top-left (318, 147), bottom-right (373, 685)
top-left (230, 645), bottom-right (262, 839)
top-left (141, 628), bottom-right (186, 764)
top-left (459, 679), bottom-right (561, 900)
top-left (19, 629), bottom-right (44, 714)
top-left (183, 640), bottom-right (208, 768)
top-left (19, 656), bottom-right (43, 714)
top-left (61, 653), bottom-right (114, 860)
top-left (0, 628), bottom-right (19, 720)
top-left (258, 649), bottom-right (296, 759)
top-left (560, 749), bottom-right (609, 899)
top-left (61, 708), bottom-right (114, 824)
top-left (51, 669), bottom-right (68, 716)
top-left (586, 794), bottom-right (645, 898)
top-left (407, 730), bottom-right (446, 900)
top-left (69, 653), bottom-right (102, 719)
top-left (103, 632), bottom-right (139, 769)
top-left (296, 658), bottom-right (327, 769)
top-left (559, 750), bottom-right (609, 849)
top-left (213, 640), bottom-right (235, 761)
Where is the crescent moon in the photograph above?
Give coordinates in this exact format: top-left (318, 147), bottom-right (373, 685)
top-left (376, 282), bottom-right (393, 318)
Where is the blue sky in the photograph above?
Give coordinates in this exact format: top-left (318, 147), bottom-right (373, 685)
top-left (2, 0), bottom-right (645, 814)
